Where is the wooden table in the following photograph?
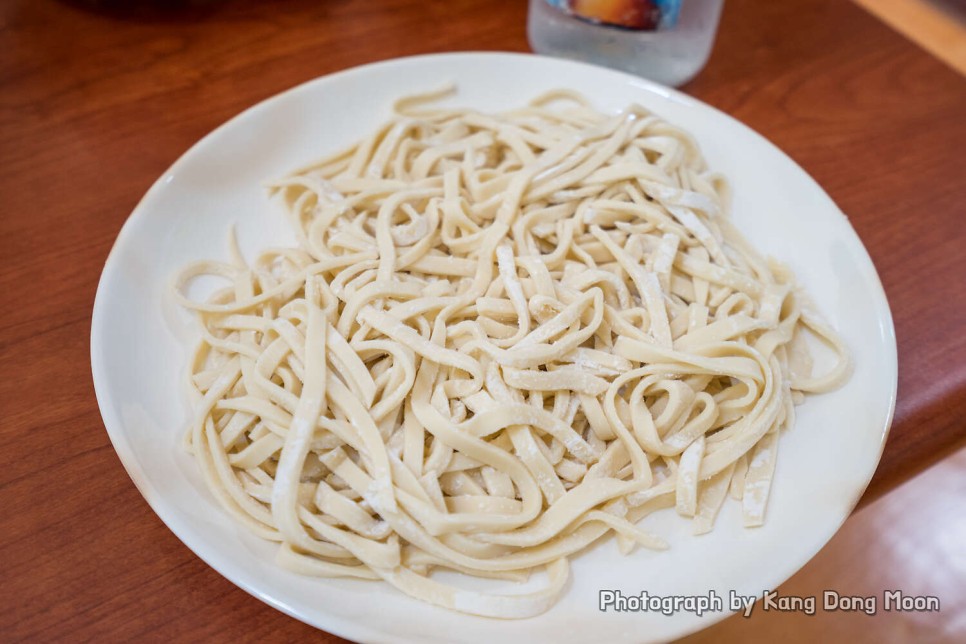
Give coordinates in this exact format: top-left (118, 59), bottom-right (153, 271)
top-left (2, 0), bottom-right (964, 641)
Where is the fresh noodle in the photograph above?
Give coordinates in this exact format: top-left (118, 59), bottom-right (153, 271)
top-left (174, 87), bottom-right (850, 618)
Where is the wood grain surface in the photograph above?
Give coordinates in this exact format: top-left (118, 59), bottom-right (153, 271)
top-left (1, 0), bottom-right (964, 641)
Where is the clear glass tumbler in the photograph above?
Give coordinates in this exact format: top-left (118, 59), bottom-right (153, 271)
top-left (527, 0), bottom-right (725, 87)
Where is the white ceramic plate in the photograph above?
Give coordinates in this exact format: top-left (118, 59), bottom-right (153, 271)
top-left (91, 52), bottom-right (897, 643)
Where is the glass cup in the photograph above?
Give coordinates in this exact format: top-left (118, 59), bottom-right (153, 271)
top-left (528, 0), bottom-right (725, 87)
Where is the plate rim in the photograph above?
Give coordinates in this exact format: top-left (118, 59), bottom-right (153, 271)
top-left (90, 50), bottom-right (898, 643)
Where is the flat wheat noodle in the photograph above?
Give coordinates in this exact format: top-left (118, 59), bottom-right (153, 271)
top-left (174, 86), bottom-right (850, 618)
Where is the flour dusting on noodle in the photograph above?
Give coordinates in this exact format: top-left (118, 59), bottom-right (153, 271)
top-left (174, 87), bottom-right (850, 618)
